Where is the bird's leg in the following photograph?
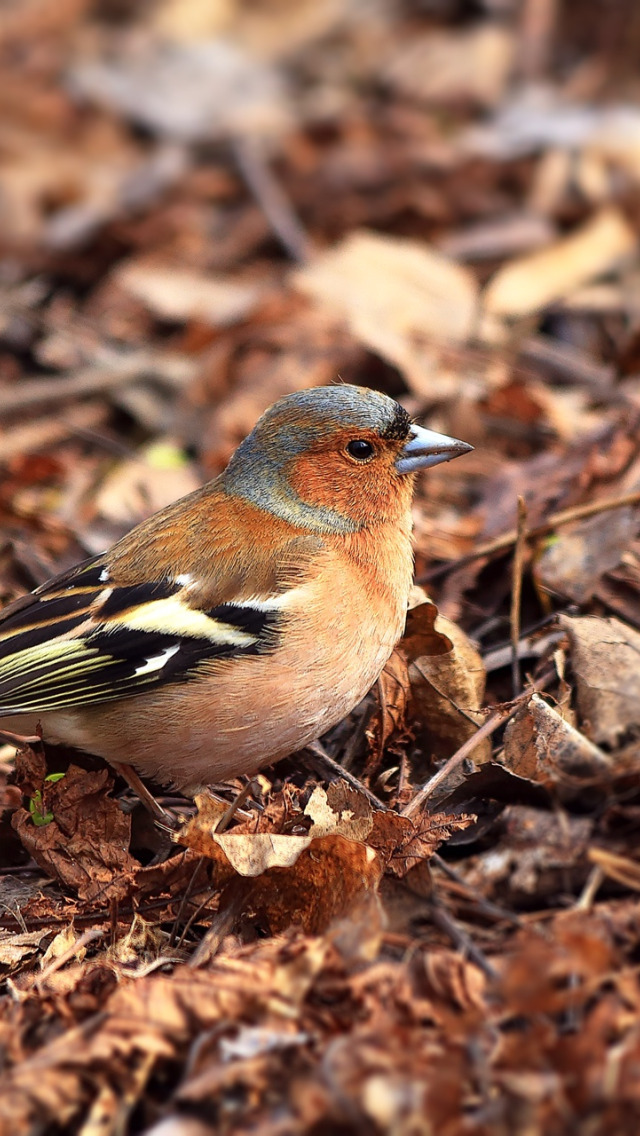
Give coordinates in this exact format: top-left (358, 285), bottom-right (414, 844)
top-left (115, 762), bottom-right (180, 829)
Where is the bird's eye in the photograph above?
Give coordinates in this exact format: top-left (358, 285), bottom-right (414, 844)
top-left (346, 439), bottom-right (375, 461)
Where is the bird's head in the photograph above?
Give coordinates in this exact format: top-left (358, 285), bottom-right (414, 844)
top-left (223, 385), bottom-right (472, 533)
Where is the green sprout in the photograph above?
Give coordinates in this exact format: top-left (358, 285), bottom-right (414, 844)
top-left (29, 772), bottom-right (66, 826)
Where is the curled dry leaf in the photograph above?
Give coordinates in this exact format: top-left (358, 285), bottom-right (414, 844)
top-left (372, 649), bottom-right (411, 758)
top-left (398, 595), bottom-right (490, 762)
top-left (179, 782), bottom-right (471, 936)
top-left (305, 782), bottom-right (374, 843)
top-left (503, 693), bottom-right (612, 797)
top-left (292, 229), bottom-right (478, 396)
top-left (0, 930), bottom-right (52, 974)
top-left (305, 782), bottom-right (474, 878)
top-left (11, 765), bottom-right (137, 904)
top-left (374, 811), bottom-right (476, 878)
top-left (560, 614), bottom-right (640, 746)
top-left (482, 207), bottom-right (637, 322)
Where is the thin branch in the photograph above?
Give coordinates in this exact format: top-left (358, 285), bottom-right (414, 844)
top-left (233, 135), bottom-right (313, 264)
top-left (304, 741), bottom-right (387, 812)
top-left (401, 667), bottom-right (555, 818)
top-left (421, 490), bottom-right (640, 583)
top-left (510, 496), bottom-right (528, 697)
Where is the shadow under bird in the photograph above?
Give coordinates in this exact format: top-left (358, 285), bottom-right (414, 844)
top-left (0, 385), bottom-right (472, 810)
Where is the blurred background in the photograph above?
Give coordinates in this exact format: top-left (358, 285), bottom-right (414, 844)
top-left (1, 0), bottom-right (640, 636)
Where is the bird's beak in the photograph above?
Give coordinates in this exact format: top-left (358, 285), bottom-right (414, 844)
top-left (395, 423), bottom-right (473, 474)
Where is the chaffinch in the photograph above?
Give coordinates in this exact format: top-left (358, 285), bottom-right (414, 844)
top-left (0, 385), bottom-right (471, 806)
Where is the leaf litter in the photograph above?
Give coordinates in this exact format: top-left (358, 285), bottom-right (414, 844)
top-left (2, 1), bottom-right (640, 1133)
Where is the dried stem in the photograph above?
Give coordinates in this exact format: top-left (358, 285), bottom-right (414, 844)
top-left (510, 496), bottom-right (528, 697)
top-left (422, 490), bottom-right (640, 583)
top-left (402, 667), bottom-right (555, 818)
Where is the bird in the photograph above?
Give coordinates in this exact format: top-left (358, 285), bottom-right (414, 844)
top-left (0, 385), bottom-right (471, 814)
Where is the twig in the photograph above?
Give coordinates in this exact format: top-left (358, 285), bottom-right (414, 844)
top-left (169, 857), bottom-right (209, 948)
top-left (518, 0), bottom-right (558, 79)
top-left (401, 667), bottom-right (555, 818)
top-left (0, 404), bottom-right (106, 463)
top-left (573, 865), bottom-right (605, 912)
top-left (36, 928), bottom-right (104, 988)
top-left (233, 135), bottom-right (312, 263)
top-left (429, 900), bottom-right (497, 979)
top-left (432, 853), bottom-right (524, 928)
top-left (304, 741), bottom-right (387, 812)
top-left (510, 496), bottom-right (528, 697)
top-left (214, 780), bottom-right (256, 834)
top-left (189, 881), bottom-right (254, 968)
top-left (421, 490), bottom-right (640, 583)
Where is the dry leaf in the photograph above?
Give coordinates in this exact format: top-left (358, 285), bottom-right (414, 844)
top-left (369, 650), bottom-right (411, 758)
top-left (115, 262), bottom-right (265, 327)
top-left (536, 491), bottom-right (640, 603)
top-left (503, 693), bottom-right (612, 796)
top-left (483, 207), bottom-right (637, 321)
top-left (463, 806), bottom-right (593, 903)
top-left (0, 930), bottom-right (51, 972)
top-left (293, 230), bottom-right (478, 395)
top-left (243, 835), bottom-right (383, 935)
top-left (179, 793), bottom-right (382, 933)
top-left (385, 25), bottom-right (514, 108)
top-left (372, 811), bottom-right (475, 877)
top-left (12, 765), bottom-right (137, 903)
top-left (71, 39), bottom-right (291, 142)
top-left (304, 782), bottom-right (374, 843)
top-left (94, 440), bottom-right (201, 528)
top-left (214, 833), bottom-right (314, 876)
top-left (560, 614), bottom-right (640, 746)
top-left (399, 596), bottom-right (490, 761)
top-left (152, 0), bottom-right (233, 41)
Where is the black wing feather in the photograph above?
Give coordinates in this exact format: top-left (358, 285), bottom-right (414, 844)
top-left (0, 556), bottom-right (282, 713)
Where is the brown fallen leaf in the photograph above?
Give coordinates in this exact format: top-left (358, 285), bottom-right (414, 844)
top-left (179, 793), bottom-right (382, 934)
top-left (370, 810), bottom-right (475, 878)
top-left (244, 835), bottom-right (383, 936)
top-left (502, 693), bottom-right (612, 797)
top-left (115, 261), bottom-right (266, 327)
top-left (12, 765), bottom-right (137, 904)
top-left (292, 229), bottom-right (478, 396)
top-left (305, 782), bottom-right (474, 878)
top-left (462, 806), bottom-right (593, 904)
top-left (385, 25), bottom-right (515, 108)
top-left (304, 782), bottom-right (374, 843)
top-left (0, 929), bottom-right (52, 974)
top-left (371, 649), bottom-right (411, 759)
top-left (536, 469), bottom-right (640, 603)
top-left (399, 594), bottom-right (490, 762)
top-left (559, 614), bottom-right (640, 746)
top-left (482, 207), bottom-right (637, 323)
